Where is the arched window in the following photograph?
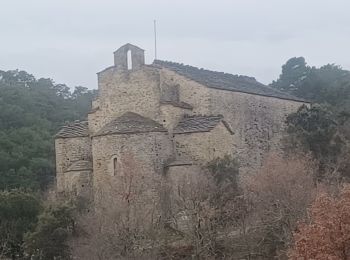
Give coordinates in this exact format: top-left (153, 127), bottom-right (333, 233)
top-left (127, 50), bottom-right (132, 70)
top-left (113, 157), bottom-right (118, 176)
top-left (110, 155), bottom-right (122, 177)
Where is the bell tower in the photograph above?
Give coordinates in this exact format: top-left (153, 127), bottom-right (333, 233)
top-left (113, 43), bottom-right (145, 71)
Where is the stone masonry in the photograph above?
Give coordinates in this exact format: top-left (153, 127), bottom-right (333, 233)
top-left (55, 43), bottom-right (308, 225)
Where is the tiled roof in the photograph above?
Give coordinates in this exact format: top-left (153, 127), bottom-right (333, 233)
top-left (94, 112), bottom-right (167, 137)
top-left (114, 43), bottom-right (145, 53)
top-left (173, 115), bottom-right (232, 134)
top-left (153, 60), bottom-right (306, 102)
top-left (66, 160), bottom-right (92, 172)
top-left (56, 121), bottom-right (89, 139)
top-left (160, 100), bottom-right (193, 109)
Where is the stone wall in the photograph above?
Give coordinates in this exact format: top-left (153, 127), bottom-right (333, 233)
top-left (55, 137), bottom-right (91, 192)
top-left (91, 132), bottom-right (173, 227)
top-left (159, 104), bottom-right (191, 133)
top-left (159, 68), bottom-right (305, 172)
top-left (159, 69), bottom-right (212, 116)
top-left (174, 123), bottom-right (235, 164)
top-left (62, 169), bottom-right (92, 199)
top-left (113, 44), bottom-right (145, 71)
top-left (90, 66), bottom-right (162, 135)
top-left (208, 87), bottom-right (303, 172)
top-left (57, 63), bottom-right (306, 203)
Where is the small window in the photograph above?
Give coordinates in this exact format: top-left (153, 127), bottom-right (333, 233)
top-left (127, 50), bottom-right (132, 70)
top-left (113, 157), bottom-right (118, 176)
top-left (110, 155), bottom-right (122, 177)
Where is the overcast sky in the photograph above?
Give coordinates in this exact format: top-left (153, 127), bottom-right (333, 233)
top-left (1, 0), bottom-right (350, 88)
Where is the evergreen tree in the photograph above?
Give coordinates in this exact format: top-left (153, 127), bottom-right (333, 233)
top-left (0, 70), bottom-right (96, 190)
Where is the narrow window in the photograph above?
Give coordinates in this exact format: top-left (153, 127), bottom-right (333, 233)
top-left (113, 157), bottom-right (118, 176)
top-left (127, 50), bottom-right (132, 70)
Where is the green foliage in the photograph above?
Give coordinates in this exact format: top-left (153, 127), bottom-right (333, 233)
top-left (0, 69), bottom-right (93, 258)
top-left (270, 57), bottom-right (350, 110)
top-left (270, 57), bottom-right (309, 93)
top-left (286, 104), bottom-right (343, 161)
top-left (0, 69), bottom-right (96, 190)
top-left (24, 203), bottom-right (75, 260)
top-left (207, 155), bottom-right (239, 190)
top-left (300, 65), bottom-right (350, 107)
top-left (272, 57), bottom-right (350, 179)
top-left (0, 190), bottom-right (41, 258)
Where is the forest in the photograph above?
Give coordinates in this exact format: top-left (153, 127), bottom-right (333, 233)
top-left (0, 57), bottom-right (350, 259)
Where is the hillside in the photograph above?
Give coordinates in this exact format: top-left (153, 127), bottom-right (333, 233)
top-left (0, 70), bottom-right (96, 190)
top-left (0, 59), bottom-right (350, 259)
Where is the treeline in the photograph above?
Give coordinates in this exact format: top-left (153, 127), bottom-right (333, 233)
top-left (0, 56), bottom-right (350, 259)
top-left (71, 59), bottom-right (350, 259)
top-left (270, 58), bottom-right (350, 258)
top-left (0, 70), bottom-right (95, 259)
top-left (270, 57), bottom-right (350, 180)
top-left (0, 70), bottom-right (96, 190)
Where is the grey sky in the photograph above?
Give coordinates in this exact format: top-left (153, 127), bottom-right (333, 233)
top-left (1, 0), bottom-right (350, 89)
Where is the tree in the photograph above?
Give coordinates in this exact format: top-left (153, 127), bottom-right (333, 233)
top-left (0, 69), bottom-right (96, 190)
top-left (289, 185), bottom-right (350, 259)
top-left (270, 57), bottom-right (310, 94)
top-left (71, 152), bottom-right (163, 260)
top-left (0, 190), bottom-right (41, 259)
top-left (270, 57), bottom-right (350, 107)
top-left (285, 104), bottom-right (350, 179)
top-left (243, 154), bottom-right (316, 258)
top-left (24, 203), bottom-right (75, 260)
top-left (0, 68), bottom-right (96, 258)
top-left (272, 57), bottom-right (350, 180)
top-left (286, 104), bottom-right (342, 160)
top-left (162, 156), bottom-right (243, 259)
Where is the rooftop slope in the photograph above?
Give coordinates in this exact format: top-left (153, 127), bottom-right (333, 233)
top-left (56, 121), bottom-right (89, 138)
top-left (94, 112), bottom-right (167, 137)
top-left (153, 60), bottom-right (305, 102)
top-left (174, 115), bottom-right (233, 134)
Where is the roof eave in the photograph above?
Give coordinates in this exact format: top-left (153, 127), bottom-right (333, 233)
top-left (93, 129), bottom-right (168, 138)
top-left (154, 61), bottom-right (309, 103)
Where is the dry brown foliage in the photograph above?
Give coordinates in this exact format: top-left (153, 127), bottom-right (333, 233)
top-left (289, 185), bottom-right (350, 260)
top-left (242, 153), bottom-right (317, 258)
top-left (71, 152), bottom-right (163, 259)
top-left (70, 153), bottom-right (321, 259)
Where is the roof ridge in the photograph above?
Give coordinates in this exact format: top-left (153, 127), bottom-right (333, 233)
top-left (153, 60), bottom-right (307, 102)
top-left (94, 112), bottom-right (167, 137)
top-left (154, 60), bottom-right (256, 81)
top-left (56, 120), bottom-right (89, 139)
top-left (174, 114), bottom-right (227, 134)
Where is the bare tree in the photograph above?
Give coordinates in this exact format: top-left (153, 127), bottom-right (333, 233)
top-left (242, 153), bottom-right (317, 259)
top-left (71, 152), bottom-right (163, 259)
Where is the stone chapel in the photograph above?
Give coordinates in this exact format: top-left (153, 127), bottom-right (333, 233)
top-left (55, 43), bottom-right (307, 217)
